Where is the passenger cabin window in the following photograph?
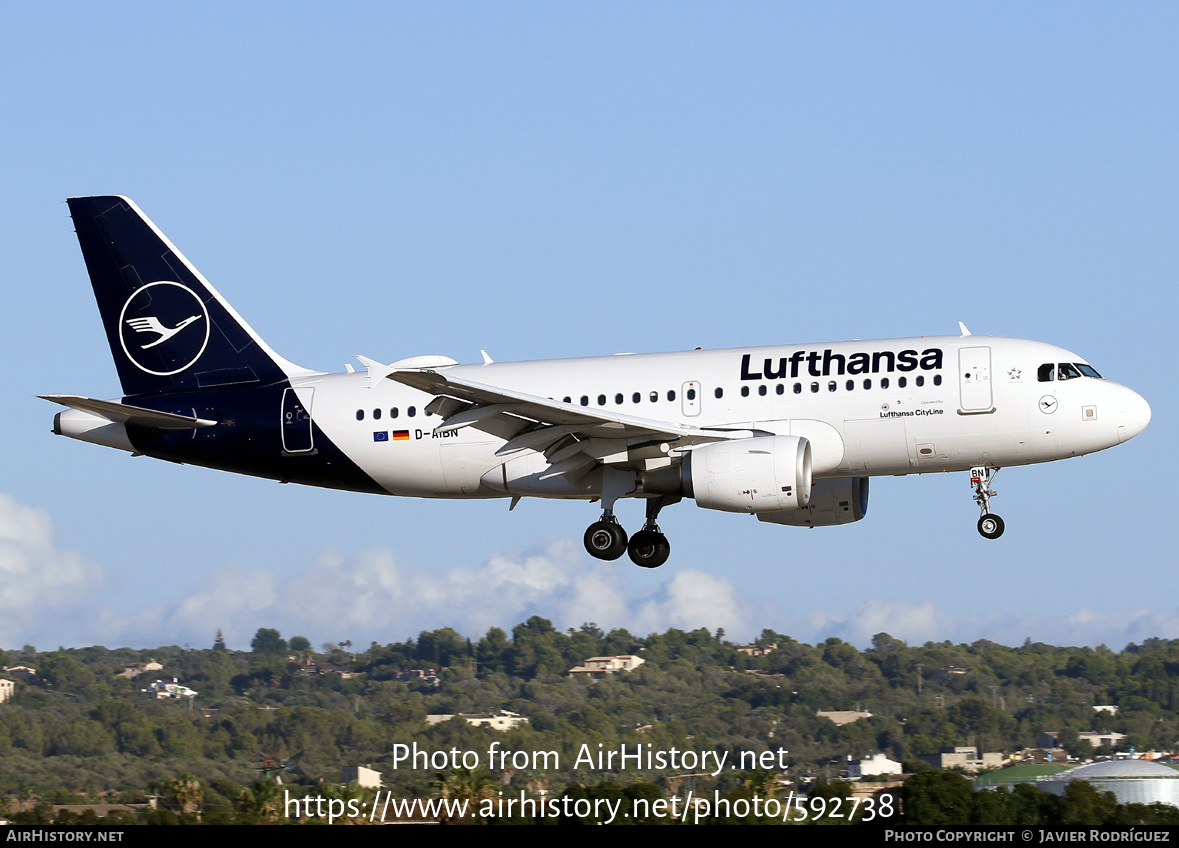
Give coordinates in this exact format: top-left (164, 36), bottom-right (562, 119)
top-left (667, 390), bottom-right (676, 401)
top-left (898, 376), bottom-right (907, 388)
top-left (633, 392), bottom-right (641, 403)
top-left (580, 396), bottom-right (589, 406)
top-left (863, 379), bottom-right (872, 390)
top-left (391, 408), bottom-right (399, 418)
top-left (356, 410), bottom-right (364, 421)
top-left (793, 383), bottom-right (802, 394)
top-left (407, 407), bottom-right (416, 417)
top-left (598, 394), bottom-right (606, 405)
top-left (916, 376), bottom-right (924, 387)
top-left (776, 384), bottom-right (784, 395)
top-left (687, 388), bottom-right (696, 400)
top-left (650, 391), bottom-right (658, 402)
top-left (828, 381), bottom-right (836, 393)
top-left (846, 380), bottom-right (854, 391)
top-left (758, 385), bottom-right (767, 396)
top-left (881, 377), bottom-right (890, 389)
top-left (810, 382), bottom-right (819, 393)
top-left (933, 374), bottom-right (942, 386)
top-left (741, 386), bottom-right (749, 397)
top-left (373, 408), bottom-right (381, 420)
top-left (1038, 363), bottom-right (1055, 382)
top-left (615, 393), bottom-right (624, 405)
top-left (714, 387), bottom-right (723, 399)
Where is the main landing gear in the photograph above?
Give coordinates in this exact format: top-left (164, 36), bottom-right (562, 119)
top-left (970, 466), bottom-right (1004, 540)
top-left (584, 512), bottom-right (628, 561)
top-left (583, 490), bottom-right (677, 568)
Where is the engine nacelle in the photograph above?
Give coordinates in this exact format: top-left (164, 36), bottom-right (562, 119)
top-left (684, 435), bottom-right (811, 513)
top-left (757, 477), bottom-right (869, 527)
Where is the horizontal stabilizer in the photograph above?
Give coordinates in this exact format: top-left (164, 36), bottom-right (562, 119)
top-left (40, 395), bottom-right (217, 430)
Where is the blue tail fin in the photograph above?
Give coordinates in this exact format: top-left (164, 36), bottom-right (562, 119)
top-left (67, 196), bottom-right (308, 397)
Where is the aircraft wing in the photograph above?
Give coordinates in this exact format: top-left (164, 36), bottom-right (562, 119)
top-left (386, 368), bottom-right (755, 477)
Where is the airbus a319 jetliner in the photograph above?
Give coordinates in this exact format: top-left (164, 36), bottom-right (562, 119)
top-left (46, 197), bottom-right (1152, 568)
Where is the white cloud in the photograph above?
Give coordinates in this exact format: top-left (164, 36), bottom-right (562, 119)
top-left (794, 599), bottom-right (1179, 650)
top-left (116, 541), bottom-right (757, 649)
top-left (0, 493), bottom-right (104, 647)
top-left (3, 488), bottom-right (1177, 654)
top-left (633, 569), bottom-right (750, 636)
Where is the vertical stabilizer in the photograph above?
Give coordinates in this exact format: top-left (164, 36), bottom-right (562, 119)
top-left (66, 196), bottom-right (311, 397)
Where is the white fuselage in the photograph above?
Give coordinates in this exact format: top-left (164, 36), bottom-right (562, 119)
top-left (295, 335), bottom-right (1150, 500)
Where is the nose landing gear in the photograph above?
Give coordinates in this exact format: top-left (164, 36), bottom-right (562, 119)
top-left (970, 466), bottom-right (1004, 539)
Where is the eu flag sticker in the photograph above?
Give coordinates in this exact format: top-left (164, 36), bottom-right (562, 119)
top-left (373, 431), bottom-right (389, 442)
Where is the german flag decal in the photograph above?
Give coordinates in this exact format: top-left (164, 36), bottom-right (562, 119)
top-left (392, 430), bottom-right (410, 441)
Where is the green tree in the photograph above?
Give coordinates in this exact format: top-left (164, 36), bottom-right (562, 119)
top-left (250, 628), bottom-right (288, 655)
top-left (170, 773), bottom-right (204, 815)
top-left (807, 779), bottom-right (856, 824)
top-left (435, 768), bottom-right (494, 822)
top-left (902, 771), bottom-right (974, 825)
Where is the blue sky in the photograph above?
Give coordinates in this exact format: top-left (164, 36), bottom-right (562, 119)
top-left (1, 3), bottom-right (1174, 651)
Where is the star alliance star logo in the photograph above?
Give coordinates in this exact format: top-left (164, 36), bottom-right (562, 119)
top-left (1008, 368), bottom-right (1022, 381)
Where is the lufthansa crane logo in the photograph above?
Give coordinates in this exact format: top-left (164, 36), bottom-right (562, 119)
top-left (118, 282), bottom-right (210, 376)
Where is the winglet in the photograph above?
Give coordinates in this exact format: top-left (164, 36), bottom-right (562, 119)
top-left (480, 350), bottom-right (494, 365)
top-left (355, 355), bottom-right (394, 389)
top-left (958, 322), bottom-right (972, 337)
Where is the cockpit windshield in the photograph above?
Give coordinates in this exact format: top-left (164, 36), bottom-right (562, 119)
top-left (1037, 362), bottom-right (1104, 382)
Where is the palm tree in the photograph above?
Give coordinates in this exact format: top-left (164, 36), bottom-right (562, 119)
top-left (170, 773), bottom-right (204, 816)
top-left (435, 768), bottom-right (495, 823)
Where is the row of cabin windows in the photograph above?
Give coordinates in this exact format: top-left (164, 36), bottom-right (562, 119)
top-left (357, 407), bottom-right (430, 421)
top-left (740, 374), bottom-right (942, 396)
top-left (558, 374), bottom-right (943, 407)
top-left (564, 390), bottom-right (685, 406)
top-left (360, 374), bottom-right (949, 420)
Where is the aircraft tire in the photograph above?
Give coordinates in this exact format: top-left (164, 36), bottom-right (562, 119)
top-left (977, 514), bottom-right (1005, 540)
top-left (627, 530), bottom-right (670, 568)
top-left (585, 521), bottom-right (628, 560)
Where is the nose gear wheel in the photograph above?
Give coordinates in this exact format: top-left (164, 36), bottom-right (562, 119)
top-left (970, 466), bottom-right (1004, 540)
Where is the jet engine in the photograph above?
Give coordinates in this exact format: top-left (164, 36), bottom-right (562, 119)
top-left (757, 477), bottom-right (869, 527)
top-left (674, 435), bottom-right (812, 513)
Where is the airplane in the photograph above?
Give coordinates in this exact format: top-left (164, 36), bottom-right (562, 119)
top-left (45, 196), bottom-right (1152, 568)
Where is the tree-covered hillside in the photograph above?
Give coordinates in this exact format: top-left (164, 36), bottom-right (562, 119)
top-left (2, 622), bottom-right (1178, 823)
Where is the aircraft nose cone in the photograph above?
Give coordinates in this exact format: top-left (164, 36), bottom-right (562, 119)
top-left (1116, 388), bottom-right (1151, 443)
